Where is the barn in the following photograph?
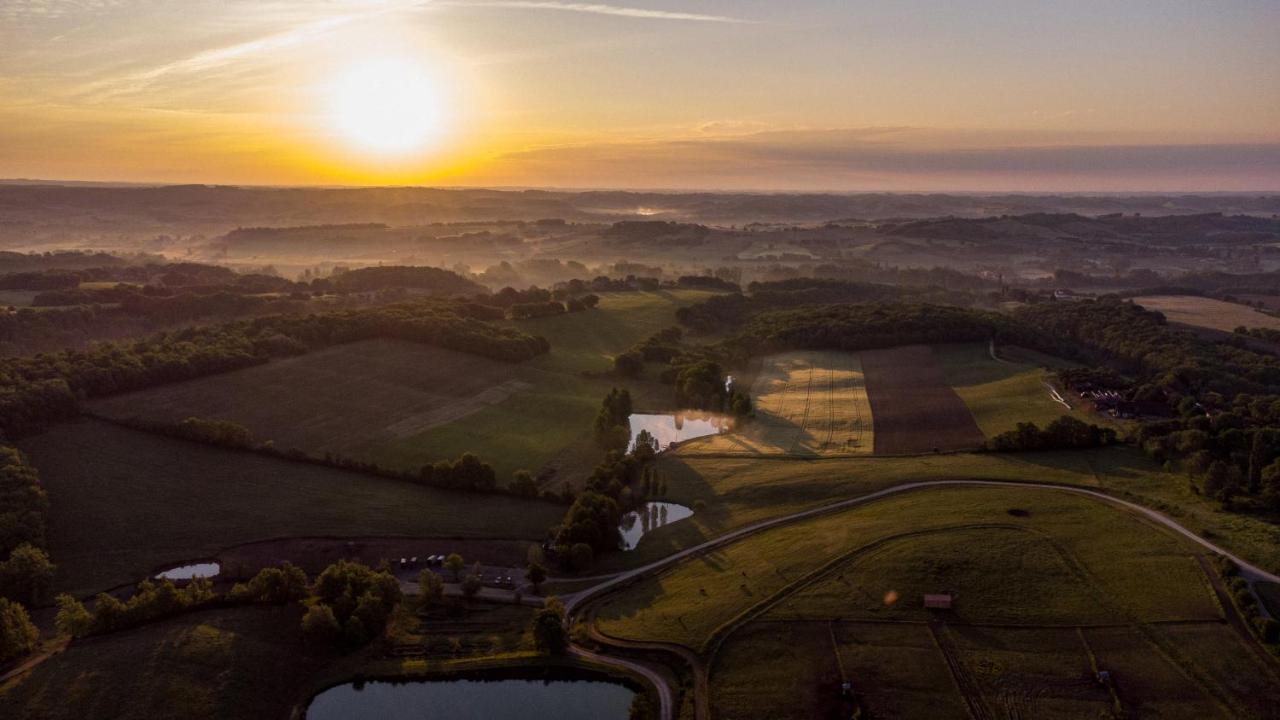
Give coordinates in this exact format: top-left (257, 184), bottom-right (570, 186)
top-left (923, 594), bottom-right (953, 609)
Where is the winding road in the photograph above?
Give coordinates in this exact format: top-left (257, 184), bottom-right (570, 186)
top-left (561, 478), bottom-right (1280, 720)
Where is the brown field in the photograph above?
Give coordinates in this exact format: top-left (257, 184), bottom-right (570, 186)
top-left (862, 345), bottom-right (985, 454)
top-left (1134, 295), bottom-right (1280, 333)
top-left (688, 350), bottom-right (873, 456)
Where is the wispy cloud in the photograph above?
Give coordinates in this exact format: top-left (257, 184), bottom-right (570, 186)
top-left (449, 1), bottom-right (752, 23)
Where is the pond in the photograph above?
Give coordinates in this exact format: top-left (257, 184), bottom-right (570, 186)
top-left (305, 674), bottom-right (636, 720)
top-left (154, 562), bottom-right (220, 580)
top-left (619, 501), bottom-right (694, 551)
top-left (627, 413), bottom-right (728, 453)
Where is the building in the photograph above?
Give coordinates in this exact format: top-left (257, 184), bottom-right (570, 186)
top-left (923, 594), bottom-right (953, 609)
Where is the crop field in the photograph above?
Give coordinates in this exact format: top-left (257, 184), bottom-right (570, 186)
top-left (590, 485), bottom-right (1277, 719)
top-left (688, 351), bottom-right (873, 456)
top-left (18, 419), bottom-right (563, 595)
top-left (934, 343), bottom-right (1101, 437)
top-left (0, 605), bottom-right (330, 720)
top-left (88, 290), bottom-right (711, 482)
top-left (862, 345), bottom-right (986, 454)
top-left (1135, 295), bottom-right (1280, 333)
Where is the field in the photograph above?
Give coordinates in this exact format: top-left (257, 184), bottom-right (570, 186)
top-left (862, 345), bottom-right (986, 454)
top-left (18, 419), bottom-right (563, 596)
top-left (934, 343), bottom-right (1098, 437)
top-left (685, 343), bottom-right (1073, 459)
top-left (591, 485), bottom-right (1280, 719)
top-left (1134, 295), bottom-right (1280, 333)
top-left (88, 290), bottom-right (714, 482)
top-left (0, 606), bottom-right (332, 720)
top-left (689, 351), bottom-right (873, 456)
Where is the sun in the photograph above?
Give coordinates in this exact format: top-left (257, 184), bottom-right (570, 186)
top-left (327, 58), bottom-right (447, 156)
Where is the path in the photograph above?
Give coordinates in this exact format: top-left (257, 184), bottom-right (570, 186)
top-left (564, 478), bottom-right (1280, 720)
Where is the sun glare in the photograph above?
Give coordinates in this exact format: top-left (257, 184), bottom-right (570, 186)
top-left (327, 58), bottom-right (447, 156)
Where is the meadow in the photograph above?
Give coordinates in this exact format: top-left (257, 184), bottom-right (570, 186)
top-left (934, 343), bottom-right (1099, 437)
top-left (89, 290), bottom-right (715, 483)
top-left (590, 485), bottom-right (1278, 719)
top-left (1134, 295), bottom-right (1280, 333)
top-left (18, 419), bottom-right (563, 596)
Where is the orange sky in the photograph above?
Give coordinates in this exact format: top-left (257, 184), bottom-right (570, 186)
top-left (2, 0), bottom-right (1278, 190)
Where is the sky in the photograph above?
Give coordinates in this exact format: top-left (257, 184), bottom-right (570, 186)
top-left (1, 0), bottom-right (1278, 191)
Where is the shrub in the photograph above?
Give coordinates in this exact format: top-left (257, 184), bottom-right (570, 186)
top-left (0, 598), bottom-right (38, 663)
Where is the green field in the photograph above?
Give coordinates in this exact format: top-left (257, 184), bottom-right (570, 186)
top-left (595, 486), bottom-right (1220, 649)
top-left (0, 605), bottom-right (330, 720)
top-left (89, 290), bottom-right (713, 482)
top-left (934, 343), bottom-right (1097, 437)
top-left (592, 485), bottom-right (1277, 719)
top-left (18, 419), bottom-right (563, 595)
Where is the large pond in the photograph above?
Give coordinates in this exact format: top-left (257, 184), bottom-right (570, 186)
top-left (628, 413), bottom-right (729, 453)
top-left (305, 675), bottom-right (636, 720)
top-left (619, 501), bottom-right (694, 551)
top-left (154, 562), bottom-right (220, 580)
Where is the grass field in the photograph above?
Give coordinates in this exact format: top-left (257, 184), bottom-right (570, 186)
top-left (591, 485), bottom-right (1277, 719)
top-left (89, 290), bottom-right (714, 482)
top-left (689, 351), bottom-right (873, 456)
top-left (0, 605), bottom-right (332, 720)
top-left (935, 343), bottom-right (1099, 437)
top-left (1135, 295), bottom-right (1280, 333)
top-left (592, 444), bottom-right (1280, 578)
top-left (595, 486), bottom-right (1221, 649)
top-left (18, 419), bottom-right (563, 595)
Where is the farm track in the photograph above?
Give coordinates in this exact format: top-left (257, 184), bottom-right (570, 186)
top-left (566, 479), bottom-right (1280, 720)
top-left (929, 621), bottom-right (994, 720)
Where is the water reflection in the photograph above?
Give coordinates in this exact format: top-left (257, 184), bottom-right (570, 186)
top-left (618, 502), bottom-right (694, 551)
top-left (154, 562), bottom-right (220, 580)
top-left (306, 676), bottom-right (635, 720)
top-left (627, 413), bottom-right (728, 453)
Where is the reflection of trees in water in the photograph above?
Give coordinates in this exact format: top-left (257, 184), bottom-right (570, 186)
top-left (642, 503), bottom-right (670, 533)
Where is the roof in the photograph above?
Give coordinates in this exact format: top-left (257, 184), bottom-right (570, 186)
top-left (923, 594), bottom-right (953, 609)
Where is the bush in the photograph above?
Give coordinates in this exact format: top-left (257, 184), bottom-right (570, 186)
top-left (0, 597), bottom-right (38, 662)
top-left (0, 543), bottom-right (54, 605)
top-left (531, 597), bottom-right (568, 654)
top-left (54, 594), bottom-right (92, 638)
top-left (228, 563), bottom-right (309, 604)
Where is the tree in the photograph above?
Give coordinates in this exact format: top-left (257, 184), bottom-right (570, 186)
top-left (461, 574), bottom-right (483, 601)
top-left (301, 603), bottom-right (340, 642)
top-left (418, 570), bottom-right (444, 607)
top-left (570, 543), bottom-right (595, 571)
top-left (54, 594), bottom-right (91, 638)
top-left (0, 543), bottom-right (54, 605)
top-left (444, 553), bottom-right (465, 582)
top-left (0, 597), bottom-right (38, 663)
top-left (525, 561), bottom-right (547, 593)
top-left (613, 350), bottom-right (643, 378)
top-left (510, 469), bottom-right (539, 497)
top-left (531, 597), bottom-right (568, 654)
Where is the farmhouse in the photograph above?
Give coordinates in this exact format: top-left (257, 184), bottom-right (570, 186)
top-left (923, 594), bottom-right (952, 609)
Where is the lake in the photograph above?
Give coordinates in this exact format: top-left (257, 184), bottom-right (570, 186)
top-left (305, 675), bottom-right (636, 720)
top-left (154, 562), bottom-right (220, 580)
top-left (627, 413), bottom-right (728, 453)
top-left (619, 501), bottom-right (694, 551)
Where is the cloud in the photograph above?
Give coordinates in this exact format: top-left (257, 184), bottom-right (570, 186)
top-left (446, 1), bottom-right (752, 23)
top-left (480, 128), bottom-right (1280, 191)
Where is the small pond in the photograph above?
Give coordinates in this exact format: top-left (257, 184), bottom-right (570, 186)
top-left (305, 675), bottom-right (636, 720)
top-left (628, 413), bottom-right (728, 453)
top-left (154, 562), bottom-right (220, 580)
top-left (619, 501), bottom-right (694, 551)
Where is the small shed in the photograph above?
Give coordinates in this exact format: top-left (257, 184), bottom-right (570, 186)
top-left (923, 594), bottom-right (953, 610)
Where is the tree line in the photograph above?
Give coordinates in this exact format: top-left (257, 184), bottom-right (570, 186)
top-left (0, 299), bottom-right (549, 438)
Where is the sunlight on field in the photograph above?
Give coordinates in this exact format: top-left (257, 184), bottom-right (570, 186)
top-left (1135, 294), bottom-right (1280, 333)
top-left (689, 351), bottom-right (873, 456)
